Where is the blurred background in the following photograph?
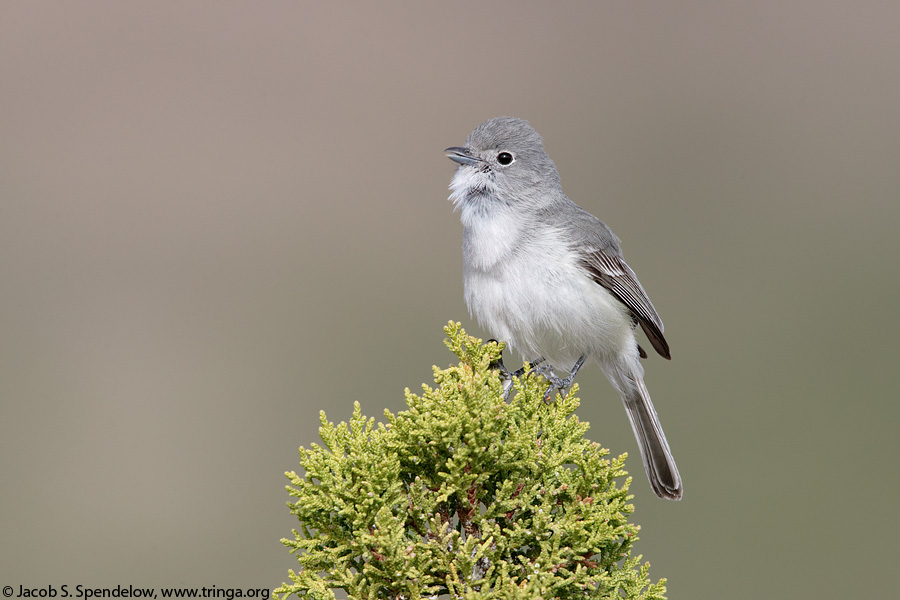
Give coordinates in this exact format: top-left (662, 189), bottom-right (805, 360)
top-left (2, 2), bottom-right (899, 597)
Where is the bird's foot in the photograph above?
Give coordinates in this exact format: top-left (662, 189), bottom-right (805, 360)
top-left (488, 341), bottom-right (544, 400)
top-left (534, 355), bottom-right (587, 402)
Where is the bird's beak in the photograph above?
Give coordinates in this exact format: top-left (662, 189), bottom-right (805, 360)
top-left (444, 146), bottom-right (482, 166)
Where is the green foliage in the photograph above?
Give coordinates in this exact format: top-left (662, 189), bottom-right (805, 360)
top-left (276, 322), bottom-right (668, 600)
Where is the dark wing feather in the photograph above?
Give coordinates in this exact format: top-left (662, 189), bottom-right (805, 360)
top-left (579, 249), bottom-right (671, 360)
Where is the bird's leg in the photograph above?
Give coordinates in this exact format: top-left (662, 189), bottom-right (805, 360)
top-left (488, 342), bottom-right (517, 400)
top-left (536, 355), bottom-right (587, 401)
top-left (488, 342), bottom-right (545, 400)
top-left (498, 356), bottom-right (548, 398)
top-left (488, 353), bottom-right (515, 400)
top-left (487, 341), bottom-right (513, 375)
top-left (515, 356), bottom-right (544, 377)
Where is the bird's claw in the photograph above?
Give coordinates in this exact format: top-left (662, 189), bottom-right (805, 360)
top-left (534, 355), bottom-right (588, 402)
top-left (487, 341), bottom-right (545, 400)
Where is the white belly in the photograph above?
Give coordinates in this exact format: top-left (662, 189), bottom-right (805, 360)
top-left (463, 224), bottom-right (636, 370)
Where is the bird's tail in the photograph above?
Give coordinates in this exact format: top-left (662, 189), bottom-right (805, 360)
top-left (604, 360), bottom-right (683, 500)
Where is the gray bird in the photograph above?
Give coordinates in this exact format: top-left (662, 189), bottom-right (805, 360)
top-left (444, 116), bottom-right (682, 500)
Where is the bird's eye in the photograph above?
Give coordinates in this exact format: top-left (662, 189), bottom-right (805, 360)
top-left (496, 152), bottom-right (514, 165)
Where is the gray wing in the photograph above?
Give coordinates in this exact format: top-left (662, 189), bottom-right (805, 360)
top-left (561, 204), bottom-right (671, 359)
top-left (579, 248), bottom-right (671, 359)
